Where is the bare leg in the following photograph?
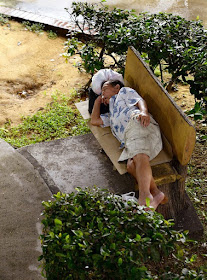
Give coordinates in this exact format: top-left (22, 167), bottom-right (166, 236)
top-left (132, 154), bottom-right (153, 206)
top-left (149, 176), bottom-right (168, 206)
top-left (127, 155), bottom-right (165, 209)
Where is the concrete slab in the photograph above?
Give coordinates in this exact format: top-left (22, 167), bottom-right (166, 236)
top-left (0, 0), bottom-right (72, 21)
top-left (0, 139), bottom-right (52, 279)
top-left (0, 6), bottom-right (74, 34)
top-left (18, 133), bottom-right (204, 240)
top-left (18, 133), bottom-right (135, 195)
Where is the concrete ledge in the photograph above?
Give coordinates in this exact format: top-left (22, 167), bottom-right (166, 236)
top-left (0, 139), bottom-right (52, 279)
top-left (18, 133), bottom-right (135, 195)
top-left (0, 5), bottom-right (83, 35)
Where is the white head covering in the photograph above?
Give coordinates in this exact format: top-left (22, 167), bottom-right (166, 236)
top-left (91, 69), bottom-right (124, 95)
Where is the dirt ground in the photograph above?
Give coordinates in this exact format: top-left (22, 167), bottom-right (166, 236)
top-left (0, 20), bottom-right (197, 128)
top-left (0, 20), bottom-right (90, 127)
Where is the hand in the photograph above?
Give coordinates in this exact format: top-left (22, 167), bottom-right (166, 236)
top-left (101, 94), bottom-right (110, 105)
top-left (95, 95), bottom-right (103, 105)
top-left (137, 112), bottom-right (150, 127)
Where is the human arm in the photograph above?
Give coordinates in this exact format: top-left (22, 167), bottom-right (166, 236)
top-left (90, 96), bottom-right (104, 126)
top-left (136, 99), bottom-right (150, 127)
top-left (119, 87), bottom-right (150, 128)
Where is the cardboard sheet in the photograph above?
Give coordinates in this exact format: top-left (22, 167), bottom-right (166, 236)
top-left (75, 101), bottom-right (90, 120)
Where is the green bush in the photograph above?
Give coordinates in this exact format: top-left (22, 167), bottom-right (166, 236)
top-left (0, 14), bottom-right (10, 25)
top-left (39, 188), bottom-right (206, 279)
top-left (64, 2), bottom-right (207, 107)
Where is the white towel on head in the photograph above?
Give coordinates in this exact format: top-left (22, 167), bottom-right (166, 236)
top-left (91, 69), bottom-right (124, 95)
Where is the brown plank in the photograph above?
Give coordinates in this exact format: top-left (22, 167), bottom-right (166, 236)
top-left (124, 46), bottom-right (196, 165)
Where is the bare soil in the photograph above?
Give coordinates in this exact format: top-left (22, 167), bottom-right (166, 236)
top-left (0, 20), bottom-right (90, 127)
top-left (0, 20), bottom-right (197, 128)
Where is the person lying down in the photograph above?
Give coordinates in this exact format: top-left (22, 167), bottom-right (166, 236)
top-left (90, 69), bottom-right (167, 210)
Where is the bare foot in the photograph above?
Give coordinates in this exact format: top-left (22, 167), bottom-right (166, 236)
top-left (138, 193), bottom-right (153, 207)
top-left (160, 195), bottom-right (168, 205)
top-left (150, 191), bottom-right (165, 210)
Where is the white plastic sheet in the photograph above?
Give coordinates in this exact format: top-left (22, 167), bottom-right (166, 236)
top-left (91, 69), bottom-right (124, 95)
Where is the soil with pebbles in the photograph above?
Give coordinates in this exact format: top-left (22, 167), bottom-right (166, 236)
top-left (0, 20), bottom-right (89, 127)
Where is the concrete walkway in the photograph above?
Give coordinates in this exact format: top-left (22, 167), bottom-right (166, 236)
top-left (0, 134), bottom-right (134, 280)
top-left (0, 139), bottom-right (50, 280)
top-left (18, 134), bottom-right (134, 195)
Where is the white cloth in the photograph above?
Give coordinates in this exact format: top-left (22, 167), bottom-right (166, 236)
top-left (91, 69), bottom-right (124, 95)
top-left (118, 115), bottom-right (162, 161)
top-left (100, 87), bottom-right (143, 147)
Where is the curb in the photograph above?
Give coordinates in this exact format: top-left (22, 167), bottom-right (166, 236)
top-left (0, 5), bottom-right (80, 35)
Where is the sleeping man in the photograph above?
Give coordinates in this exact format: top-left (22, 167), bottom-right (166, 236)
top-left (91, 79), bottom-right (166, 210)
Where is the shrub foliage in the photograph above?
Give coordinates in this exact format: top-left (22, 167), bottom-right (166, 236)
top-left (63, 2), bottom-right (207, 106)
top-left (39, 188), bottom-right (206, 279)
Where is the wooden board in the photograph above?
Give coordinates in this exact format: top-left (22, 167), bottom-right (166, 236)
top-left (124, 46), bottom-right (196, 165)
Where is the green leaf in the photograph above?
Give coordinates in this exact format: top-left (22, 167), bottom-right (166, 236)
top-left (118, 258), bottom-right (123, 266)
top-left (190, 254), bottom-right (197, 262)
top-left (78, 243), bottom-right (86, 248)
top-left (54, 218), bottom-right (62, 227)
top-left (55, 253), bottom-right (66, 258)
top-left (49, 232), bottom-right (55, 239)
top-left (65, 234), bottom-right (70, 243)
top-left (135, 234), bottom-right (141, 241)
top-left (72, 230), bottom-right (83, 238)
top-left (145, 197), bottom-right (150, 207)
top-left (38, 255), bottom-right (43, 261)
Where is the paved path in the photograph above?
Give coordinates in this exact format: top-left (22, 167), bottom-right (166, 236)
top-left (0, 139), bottom-right (51, 280)
top-left (0, 134), bottom-right (134, 279)
top-left (0, 0), bottom-right (72, 21)
top-left (18, 134), bottom-right (134, 195)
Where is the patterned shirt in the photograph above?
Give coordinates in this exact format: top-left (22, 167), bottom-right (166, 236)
top-left (100, 87), bottom-right (143, 147)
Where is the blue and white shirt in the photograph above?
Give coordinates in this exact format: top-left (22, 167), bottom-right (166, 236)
top-left (100, 87), bottom-right (143, 147)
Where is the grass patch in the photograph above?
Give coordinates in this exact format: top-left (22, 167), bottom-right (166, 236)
top-left (0, 92), bottom-right (90, 148)
top-left (185, 123), bottom-right (207, 269)
top-left (0, 14), bottom-right (10, 26)
top-left (186, 123), bottom-right (207, 235)
top-left (47, 30), bottom-right (58, 39)
top-left (22, 21), bottom-right (45, 34)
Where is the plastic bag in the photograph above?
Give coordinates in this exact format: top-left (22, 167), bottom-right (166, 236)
top-left (91, 69), bottom-right (124, 95)
top-left (111, 192), bottom-right (138, 208)
top-left (121, 192), bottom-right (138, 208)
